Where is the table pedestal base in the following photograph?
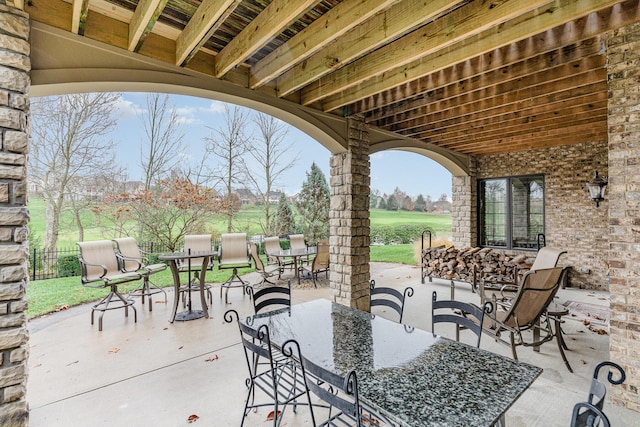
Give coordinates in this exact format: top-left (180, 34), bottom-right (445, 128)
top-left (175, 309), bottom-right (205, 321)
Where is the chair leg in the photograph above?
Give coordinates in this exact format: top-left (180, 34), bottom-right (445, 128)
top-left (91, 286), bottom-right (137, 331)
top-left (510, 332), bottom-right (518, 360)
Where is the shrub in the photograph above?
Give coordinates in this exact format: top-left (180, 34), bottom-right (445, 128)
top-left (57, 255), bottom-right (81, 277)
top-left (370, 224), bottom-right (433, 245)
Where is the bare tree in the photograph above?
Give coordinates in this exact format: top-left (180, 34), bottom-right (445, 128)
top-left (30, 93), bottom-right (122, 249)
top-left (139, 93), bottom-right (186, 190)
top-left (203, 105), bottom-right (251, 232)
top-left (242, 113), bottom-right (298, 235)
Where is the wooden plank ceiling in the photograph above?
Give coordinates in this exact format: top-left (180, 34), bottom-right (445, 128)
top-left (25, 0), bottom-right (640, 156)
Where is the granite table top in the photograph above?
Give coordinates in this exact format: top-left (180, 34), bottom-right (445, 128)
top-left (242, 298), bottom-right (542, 427)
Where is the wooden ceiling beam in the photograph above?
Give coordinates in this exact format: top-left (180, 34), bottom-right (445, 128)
top-left (249, 0), bottom-right (398, 89)
top-left (71, 0), bottom-right (89, 35)
top-left (318, 0), bottom-right (633, 112)
top-left (176, 0), bottom-right (241, 67)
top-left (366, 36), bottom-right (603, 122)
top-left (128, 0), bottom-right (168, 52)
top-left (214, 0), bottom-right (321, 78)
top-left (275, 0), bottom-right (461, 97)
top-left (387, 56), bottom-right (606, 132)
top-left (302, 0), bottom-right (550, 106)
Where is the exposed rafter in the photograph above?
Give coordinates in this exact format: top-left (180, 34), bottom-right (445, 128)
top-left (71, 0), bottom-right (89, 35)
top-left (128, 0), bottom-right (168, 52)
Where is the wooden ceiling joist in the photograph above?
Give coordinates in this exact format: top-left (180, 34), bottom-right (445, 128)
top-left (128, 0), bottom-right (168, 52)
top-left (71, 0), bottom-right (89, 35)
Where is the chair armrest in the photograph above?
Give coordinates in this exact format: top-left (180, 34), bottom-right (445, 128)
top-left (78, 258), bottom-right (108, 286)
top-left (115, 253), bottom-right (144, 271)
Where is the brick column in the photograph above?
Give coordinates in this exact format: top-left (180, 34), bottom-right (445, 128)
top-left (329, 116), bottom-right (370, 310)
top-left (451, 158), bottom-right (477, 248)
top-left (607, 21), bottom-right (640, 411)
top-left (0, 4), bottom-right (30, 426)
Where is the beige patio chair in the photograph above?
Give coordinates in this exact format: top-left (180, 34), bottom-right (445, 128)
top-left (249, 241), bottom-right (279, 286)
top-left (263, 235), bottom-right (288, 277)
top-left (77, 240), bottom-right (142, 331)
top-left (113, 237), bottom-right (167, 312)
top-left (218, 233), bottom-right (251, 303)
top-left (481, 267), bottom-right (567, 362)
top-left (289, 233), bottom-right (310, 265)
top-left (178, 234), bottom-right (214, 308)
top-left (299, 239), bottom-right (329, 287)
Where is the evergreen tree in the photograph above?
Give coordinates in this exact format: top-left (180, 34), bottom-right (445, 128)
top-left (378, 197), bottom-right (387, 210)
top-left (415, 194), bottom-right (426, 212)
top-left (386, 194), bottom-right (398, 211)
top-left (274, 193), bottom-right (296, 236)
top-left (295, 162), bottom-right (330, 243)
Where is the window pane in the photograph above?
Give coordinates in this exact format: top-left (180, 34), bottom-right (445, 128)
top-left (511, 176), bottom-right (544, 249)
top-left (480, 179), bottom-right (507, 247)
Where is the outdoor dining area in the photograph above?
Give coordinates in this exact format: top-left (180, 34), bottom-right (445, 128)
top-left (27, 237), bottom-right (636, 426)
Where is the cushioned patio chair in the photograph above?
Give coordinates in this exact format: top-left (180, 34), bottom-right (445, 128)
top-left (299, 240), bottom-right (329, 287)
top-left (249, 241), bottom-right (279, 287)
top-left (571, 361), bottom-right (626, 427)
top-left (481, 267), bottom-right (566, 361)
top-left (218, 233), bottom-right (251, 303)
top-left (369, 279), bottom-right (413, 323)
top-left (178, 234), bottom-right (214, 308)
top-left (113, 237), bottom-right (167, 312)
top-left (77, 240), bottom-right (142, 331)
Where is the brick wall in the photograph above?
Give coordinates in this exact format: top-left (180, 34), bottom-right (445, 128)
top-left (329, 116), bottom-right (371, 310)
top-left (0, 4), bottom-right (30, 426)
top-left (473, 140), bottom-right (608, 290)
top-left (607, 21), bottom-right (640, 412)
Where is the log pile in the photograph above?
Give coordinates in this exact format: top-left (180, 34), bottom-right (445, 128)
top-left (422, 245), bottom-right (530, 284)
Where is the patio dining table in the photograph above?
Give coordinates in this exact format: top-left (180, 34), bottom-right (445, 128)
top-left (242, 298), bottom-right (542, 426)
top-left (268, 246), bottom-right (317, 284)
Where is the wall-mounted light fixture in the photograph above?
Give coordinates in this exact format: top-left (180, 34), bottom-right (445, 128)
top-left (586, 171), bottom-right (608, 207)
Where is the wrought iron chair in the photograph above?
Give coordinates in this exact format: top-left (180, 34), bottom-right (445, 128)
top-left (218, 233), bottom-right (251, 303)
top-left (369, 279), bottom-right (414, 323)
top-left (249, 241), bottom-right (279, 286)
top-left (113, 237), bottom-right (167, 312)
top-left (77, 240), bottom-right (142, 331)
top-left (224, 310), bottom-right (306, 427)
top-left (178, 234), bottom-right (214, 308)
top-left (299, 240), bottom-right (329, 287)
top-left (283, 339), bottom-right (384, 427)
top-left (431, 291), bottom-right (492, 348)
top-left (570, 361), bottom-right (626, 427)
top-left (246, 280), bottom-right (291, 315)
top-left (481, 267), bottom-right (566, 361)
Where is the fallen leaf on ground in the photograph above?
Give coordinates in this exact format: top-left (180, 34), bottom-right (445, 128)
top-left (581, 359), bottom-right (587, 364)
top-left (66, 360), bottom-right (79, 366)
top-left (204, 355), bottom-right (219, 362)
top-left (598, 297), bottom-right (607, 300)
top-left (56, 305), bottom-right (69, 311)
top-left (108, 347), bottom-right (120, 353)
top-left (583, 319), bottom-right (591, 326)
top-left (187, 414), bottom-right (199, 423)
top-left (155, 300), bottom-right (166, 304)
top-left (588, 326), bottom-right (608, 335)
top-left (588, 313), bottom-right (605, 321)
top-left (267, 411), bottom-right (281, 421)
top-left (178, 346), bottom-right (183, 350)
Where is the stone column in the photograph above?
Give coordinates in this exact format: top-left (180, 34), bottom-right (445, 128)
top-left (0, 4), bottom-right (30, 426)
top-left (607, 21), bottom-right (640, 412)
top-left (451, 158), bottom-right (476, 248)
top-left (329, 116), bottom-right (370, 310)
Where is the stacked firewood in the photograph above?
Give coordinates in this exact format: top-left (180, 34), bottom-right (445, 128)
top-left (421, 245), bottom-right (530, 284)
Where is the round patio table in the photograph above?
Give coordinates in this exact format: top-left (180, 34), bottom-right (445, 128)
top-left (269, 246), bottom-right (317, 284)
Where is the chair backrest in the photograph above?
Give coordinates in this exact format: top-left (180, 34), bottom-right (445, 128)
top-left (263, 236), bottom-right (282, 264)
top-left (431, 291), bottom-right (491, 348)
top-left (246, 281), bottom-right (291, 314)
top-left (530, 247), bottom-right (566, 272)
top-left (501, 267), bottom-right (564, 329)
top-left (182, 234), bottom-right (213, 270)
top-left (369, 279), bottom-right (413, 323)
top-left (571, 361), bottom-right (626, 427)
top-left (283, 339), bottom-right (371, 427)
top-left (112, 237), bottom-right (143, 272)
top-left (249, 241), bottom-right (265, 272)
top-left (289, 234), bottom-right (306, 250)
top-left (312, 240), bottom-right (329, 272)
top-left (77, 240), bottom-right (121, 283)
top-left (218, 233), bottom-right (250, 267)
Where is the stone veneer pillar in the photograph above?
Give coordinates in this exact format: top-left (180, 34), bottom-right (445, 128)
top-left (451, 158), bottom-right (477, 248)
top-left (0, 4), bottom-right (30, 426)
top-left (329, 116), bottom-right (370, 310)
top-left (607, 21), bottom-right (640, 412)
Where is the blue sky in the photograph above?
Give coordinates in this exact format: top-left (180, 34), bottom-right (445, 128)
top-left (111, 93), bottom-right (452, 199)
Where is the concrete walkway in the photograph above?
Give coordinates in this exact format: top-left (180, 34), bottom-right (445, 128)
top-left (27, 263), bottom-right (639, 426)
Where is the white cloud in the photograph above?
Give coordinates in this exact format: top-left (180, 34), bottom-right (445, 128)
top-left (113, 96), bottom-right (145, 118)
top-left (200, 100), bottom-right (226, 114)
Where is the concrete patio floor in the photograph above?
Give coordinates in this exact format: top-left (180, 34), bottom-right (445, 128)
top-left (27, 263), bottom-right (639, 426)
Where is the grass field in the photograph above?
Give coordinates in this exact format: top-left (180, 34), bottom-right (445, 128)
top-left (26, 196), bottom-right (450, 318)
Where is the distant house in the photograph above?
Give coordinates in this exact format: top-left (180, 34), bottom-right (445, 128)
top-left (268, 191), bottom-right (283, 204)
top-left (236, 188), bottom-right (256, 205)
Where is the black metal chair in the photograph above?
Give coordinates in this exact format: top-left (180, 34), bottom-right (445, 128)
top-left (224, 310), bottom-right (306, 427)
top-left (570, 361), bottom-right (626, 427)
top-left (369, 279), bottom-right (413, 323)
top-left (431, 291), bottom-right (492, 348)
top-left (246, 280), bottom-right (291, 314)
top-left (283, 339), bottom-right (384, 427)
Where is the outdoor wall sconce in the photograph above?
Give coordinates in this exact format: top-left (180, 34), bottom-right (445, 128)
top-left (586, 171), bottom-right (608, 207)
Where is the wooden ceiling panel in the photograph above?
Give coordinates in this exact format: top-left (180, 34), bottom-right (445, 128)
top-left (25, 0), bottom-right (640, 156)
